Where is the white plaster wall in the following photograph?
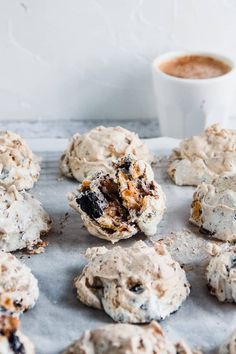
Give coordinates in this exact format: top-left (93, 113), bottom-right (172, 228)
top-left (0, 0), bottom-right (236, 120)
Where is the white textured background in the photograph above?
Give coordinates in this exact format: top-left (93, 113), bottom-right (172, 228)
top-left (1, 0), bottom-right (236, 121)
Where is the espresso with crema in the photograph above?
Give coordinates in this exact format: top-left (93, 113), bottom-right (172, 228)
top-left (159, 55), bottom-right (231, 79)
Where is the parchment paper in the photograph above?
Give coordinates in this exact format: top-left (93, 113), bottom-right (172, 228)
top-left (18, 140), bottom-right (236, 354)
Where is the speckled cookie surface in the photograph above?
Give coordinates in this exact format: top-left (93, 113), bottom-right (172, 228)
top-left (60, 126), bottom-right (155, 182)
top-left (62, 321), bottom-right (195, 354)
top-left (190, 174), bottom-right (236, 242)
top-left (74, 241), bottom-right (190, 323)
top-left (0, 185), bottom-right (52, 252)
top-left (219, 330), bottom-right (236, 354)
top-left (0, 314), bottom-right (34, 354)
top-left (206, 247), bottom-right (236, 303)
top-left (0, 252), bottom-right (39, 313)
top-left (0, 131), bottom-right (40, 191)
top-left (69, 156), bottom-right (165, 243)
top-left (168, 125), bottom-right (236, 186)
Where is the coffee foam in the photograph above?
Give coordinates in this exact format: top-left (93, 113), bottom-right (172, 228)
top-left (159, 55), bottom-right (231, 79)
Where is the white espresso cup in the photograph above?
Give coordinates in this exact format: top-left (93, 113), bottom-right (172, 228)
top-left (152, 51), bottom-right (236, 139)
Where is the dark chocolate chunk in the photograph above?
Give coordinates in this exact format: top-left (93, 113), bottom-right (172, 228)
top-left (76, 191), bottom-right (104, 219)
top-left (9, 332), bottom-right (26, 354)
top-left (13, 300), bottom-right (23, 309)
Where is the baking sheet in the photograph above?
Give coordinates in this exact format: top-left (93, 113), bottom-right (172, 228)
top-left (17, 140), bottom-right (236, 354)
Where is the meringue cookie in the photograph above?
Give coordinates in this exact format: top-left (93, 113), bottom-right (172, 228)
top-left (0, 309), bottom-right (35, 354)
top-left (0, 130), bottom-right (40, 190)
top-left (74, 241), bottom-right (190, 323)
top-left (219, 330), bottom-right (236, 354)
top-left (69, 156), bottom-right (165, 242)
top-left (190, 174), bottom-right (236, 242)
top-left (62, 321), bottom-right (195, 354)
top-left (0, 185), bottom-right (52, 252)
top-left (206, 247), bottom-right (236, 303)
top-left (0, 252), bottom-right (39, 313)
top-left (168, 124), bottom-right (236, 186)
top-left (0, 314), bottom-right (34, 354)
top-left (60, 126), bottom-right (155, 182)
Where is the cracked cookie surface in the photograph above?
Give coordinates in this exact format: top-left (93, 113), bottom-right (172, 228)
top-left (60, 126), bottom-right (155, 182)
top-left (74, 241), bottom-right (190, 323)
top-left (0, 131), bottom-right (40, 191)
top-left (168, 125), bottom-right (236, 186)
top-left (69, 157), bottom-right (165, 242)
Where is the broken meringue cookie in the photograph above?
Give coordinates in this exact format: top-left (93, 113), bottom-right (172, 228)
top-left (0, 252), bottom-right (39, 313)
top-left (206, 247), bottom-right (236, 303)
top-left (0, 185), bottom-right (52, 252)
top-left (168, 124), bottom-right (236, 186)
top-left (190, 174), bottom-right (236, 242)
top-left (0, 313), bottom-right (35, 354)
top-left (62, 321), bottom-right (196, 354)
top-left (60, 126), bottom-right (155, 182)
top-left (74, 241), bottom-right (190, 323)
top-left (0, 130), bottom-right (40, 190)
top-left (68, 156), bottom-right (166, 242)
top-left (219, 330), bottom-right (236, 354)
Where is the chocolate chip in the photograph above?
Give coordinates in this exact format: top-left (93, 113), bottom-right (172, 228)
top-left (0, 168), bottom-right (9, 180)
top-left (140, 303), bottom-right (148, 311)
top-left (199, 226), bottom-right (216, 236)
top-left (129, 284), bottom-right (144, 294)
top-left (13, 300), bottom-right (23, 309)
top-left (232, 257), bottom-right (236, 267)
top-left (119, 156), bottom-right (132, 172)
